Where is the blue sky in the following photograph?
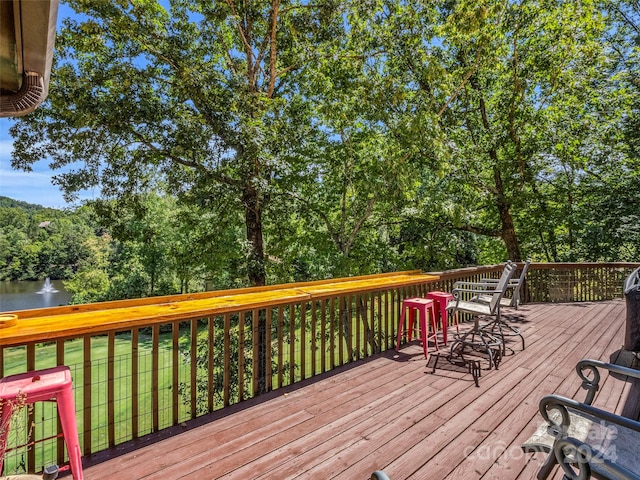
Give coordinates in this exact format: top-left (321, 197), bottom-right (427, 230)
top-left (0, 118), bottom-right (97, 209)
top-left (1, 118), bottom-right (74, 208)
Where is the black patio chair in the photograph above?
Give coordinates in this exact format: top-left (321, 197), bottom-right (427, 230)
top-left (446, 262), bottom-right (517, 369)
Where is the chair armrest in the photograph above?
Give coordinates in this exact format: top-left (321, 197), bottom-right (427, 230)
top-left (452, 286), bottom-right (500, 296)
top-left (539, 394), bottom-right (640, 479)
top-left (453, 280), bottom-right (489, 288)
top-left (551, 436), bottom-right (640, 480)
top-left (479, 278), bottom-right (519, 286)
top-left (452, 281), bottom-right (501, 294)
top-left (371, 472), bottom-right (391, 480)
top-left (540, 394), bottom-right (640, 435)
top-left (576, 359), bottom-right (640, 404)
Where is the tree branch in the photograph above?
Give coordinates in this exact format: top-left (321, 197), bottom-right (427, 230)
top-left (509, 33), bottom-right (525, 187)
top-left (438, 48), bottom-right (483, 118)
top-left (615, 4), bottom-right (640, 34)
top-left (224, 0), bottom-right (255, 88)
top-left (131, 131), bottom-right (242, 188)
top-left (343, 194), bottom-right (377, 256)
top-left (284, 190), bottom-right (344, 251)
top-left (455, 224), bottom-right (502, 237)
top-left (267, 0), bottom-right (280, 97)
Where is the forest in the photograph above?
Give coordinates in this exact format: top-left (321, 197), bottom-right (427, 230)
top-left (2, 0), bottom-right (639, 304)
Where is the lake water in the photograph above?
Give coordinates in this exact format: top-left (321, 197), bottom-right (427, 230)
top-left (0, 280), bottom-right (72, 312)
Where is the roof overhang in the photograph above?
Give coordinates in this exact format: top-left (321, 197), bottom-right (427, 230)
top-left (0, 0), bottom-right (59, 117)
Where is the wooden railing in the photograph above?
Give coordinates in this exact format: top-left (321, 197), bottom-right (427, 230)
top-left (523, 262), bottom-right (635, 303)
top-left (0, 262), bottom-right (637, 474)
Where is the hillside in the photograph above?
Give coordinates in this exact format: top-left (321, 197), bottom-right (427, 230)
top-left (0, 196), bottom-right (56, 212)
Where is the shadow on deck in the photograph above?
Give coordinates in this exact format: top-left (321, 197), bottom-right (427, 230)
top-left (82, 300), bottom-right (633, 479)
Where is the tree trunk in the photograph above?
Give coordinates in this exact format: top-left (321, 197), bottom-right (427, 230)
top-left (480, 97), bottom-right (523, 262)
top-left (242, 184), bottom-right (266, 287)
top-left (342, 297), bottom-right (354, 360)
top-left (242, 183), bottom-right (268, 393)
top-left (359, 296), bottom-right (377, 354)
top-left (498, 200), bottom-right (522, 262)
top-left (494, 167), bottom-right (522, 262)
top-left (531, 182), bottom-right (558, 261)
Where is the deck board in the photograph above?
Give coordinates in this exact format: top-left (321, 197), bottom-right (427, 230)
top-left (83, 300), bottom-right (634, 480)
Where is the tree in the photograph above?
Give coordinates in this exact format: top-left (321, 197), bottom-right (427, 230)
top-left (0, 200), bottom-right (99, 281)
top-left (11, 0), bottom-right (343, 288)
top-left (8, 0), bottom-right (637, 281)
top-left (442, 1), bottom-right (616, 261)
top-left (347, 0), bottom-right (620, 262)
top-left (568, 0), bottom-right (640, 261)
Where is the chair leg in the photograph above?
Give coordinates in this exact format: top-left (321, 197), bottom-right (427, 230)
top-left (396, 307), bottom-right (407, 350)
top-left (482, 318), bottom-right (524, 354)
top-left (452, 335), bottom-right (494, 370)
top-left (439, 302), bottom-right (449, 345)
top-left (0, 402), bottom-right (14, 474)
top-left (420, 308), bottom-right (429, 360)
top-left (450, 319), bottom-right (501, 370)
top-left (427, 304), bottom-right (440, 352)
top-left (536, 450), bottom-right (559, 480)
top-left (57, 386), bottom-right (84, 480)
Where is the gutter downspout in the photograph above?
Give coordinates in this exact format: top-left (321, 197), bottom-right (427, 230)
top-left (0, 0), bottom-right (59, 117)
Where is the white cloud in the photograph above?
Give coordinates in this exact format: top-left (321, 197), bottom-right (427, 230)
top-left (0, 138), bottom-right (67, 208)
top-left (1, 120), bottom-right (63, 207)
top-left (1, 167), bottom-right (53, 185)
top-left (0, 120), bottom-right (95, 209)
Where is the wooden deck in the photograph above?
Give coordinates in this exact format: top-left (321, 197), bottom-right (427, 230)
top-left (82, 300), bottom-right (635, 479)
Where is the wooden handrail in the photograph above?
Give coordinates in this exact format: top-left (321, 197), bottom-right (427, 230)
top-left (429, 262), bottom-right (640, 278)
top-left (525, 262), bottom-right (640, 270)
top-left (0, 272), bottom-right (437, 347)
top-left (5, 270), bottom-right (424, 319)
top-left (6, 262), bottom-right (637, 346)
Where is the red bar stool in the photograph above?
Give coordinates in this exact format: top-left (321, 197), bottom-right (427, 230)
top-left (0, 366), bottom-right (83, 480)
top-left (426, 291), bottom-right (459, 345)
top-left (396, 297), bottom-right (439, 359)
